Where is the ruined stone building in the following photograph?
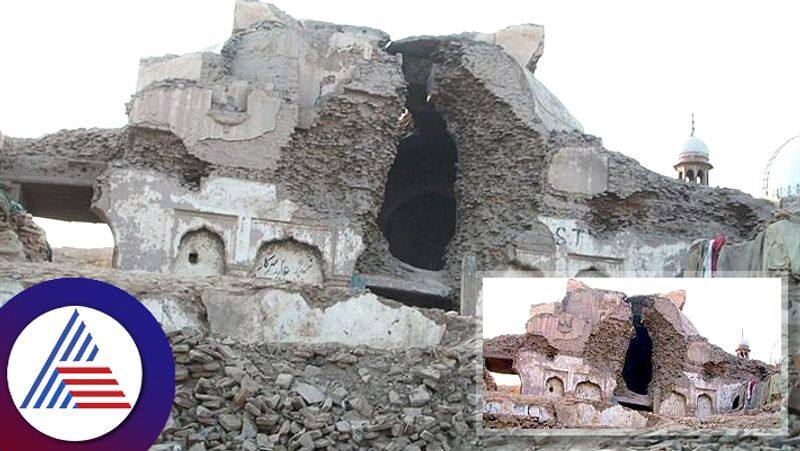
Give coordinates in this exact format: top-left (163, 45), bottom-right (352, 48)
top-left (2, 0), bottom-right (790, 298)
top-left (0, 0), bottom-right (797, 448)
top-left (483, 280), bottom-right (781, 428)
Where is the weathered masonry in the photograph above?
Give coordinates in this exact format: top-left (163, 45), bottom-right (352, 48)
top-left (483, 280), bottom-right (781, 428)
top-left (0, 1), bottom-right (782, 311)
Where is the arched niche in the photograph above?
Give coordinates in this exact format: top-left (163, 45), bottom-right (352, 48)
top-left (545, 376), bottom-right (565, 396)
top-left (659, 391), bottom-right (687, 417)
top-left (696, 393), bottom-right (714, 418)
top-left (574, 380), bottom-right (602, 402)
top-left (254, 239), bottom-right (324, 285)
top-left (174, 228), bottom-right (226, 276)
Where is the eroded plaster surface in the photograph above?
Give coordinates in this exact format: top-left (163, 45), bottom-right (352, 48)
top-left (94, 167), bottom-right (363, 283)
top-left (201, 289), bottom-right (446, 347)
top-left (533, 216), bottom-right (689, 276)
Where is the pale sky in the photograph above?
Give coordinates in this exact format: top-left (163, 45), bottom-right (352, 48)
top-left (483, 277), bottom-right (783, 365)
top-left (2, 1), bottom-right (799, 247)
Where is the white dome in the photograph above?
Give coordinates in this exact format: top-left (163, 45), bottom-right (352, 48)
top-left (766, 137), bottom-right (800, 198)
top-left (680, 136), bottom-right (710, 157)
top-left (739, 338), bottom-right (749, 348)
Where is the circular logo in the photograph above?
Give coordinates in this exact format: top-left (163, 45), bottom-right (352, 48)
top-left (0, 278), bottom-right (174, 450)
top-left (8, 306), bottom-right (143, 441)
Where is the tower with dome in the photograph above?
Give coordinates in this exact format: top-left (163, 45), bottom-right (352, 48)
top-left (736, 330), bottom-right (750, 359)
top-left (674, 114), bottom-right (712, 185)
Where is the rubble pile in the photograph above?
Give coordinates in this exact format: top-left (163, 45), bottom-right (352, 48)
top-left (154, 329), bottom-right (479, 451)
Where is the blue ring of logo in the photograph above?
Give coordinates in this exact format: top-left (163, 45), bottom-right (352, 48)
top-left (0, 278), bottom-right (175, 450)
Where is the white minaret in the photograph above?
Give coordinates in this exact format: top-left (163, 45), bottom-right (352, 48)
top-left (736, 329), bottom-right (750, 359)
top-left (674, 114), bottom-right (713, 185)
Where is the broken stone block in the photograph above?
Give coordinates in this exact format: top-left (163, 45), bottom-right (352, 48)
top-left (599, 405), bottom-right (646, 428)
top-left (141, 297), bottom-right (204, 332)
top-left (547, 146), bottom-right (608, 195)
top-left (408, 386), bottom-right (431, 407)
top-left (201, 289), bottom-right (445, 348)
top-left (136, 52), bottom-right (224, 91)
top-left (554, 402), bottom-right (599, 427)
top-left (292, 382), bottom-right (324, 405)
top-left (219, 413), bottom-right (243, 432)
top-left (475, 24), bottom-right (545, 73)
top-left (275, 373), bottom-right (293, 389)
top-left (232, 0), bottom-right (297, 33)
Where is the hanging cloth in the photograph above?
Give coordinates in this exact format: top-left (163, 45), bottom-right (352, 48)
top-left (711, 236), bottom-right (726, 274)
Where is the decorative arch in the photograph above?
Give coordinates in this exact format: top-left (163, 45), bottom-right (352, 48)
top-left (172, 222), bottom-right (231, 258)
top-left (696, 393), bottom-right (714, 418)
top-left (173, 227), bottom-right (226, 276)
top-left (658, 391), bottom-right (687, 417)
top-left (686, 169), bottom-right (695, 182)
top-left (254, 238), bottom-right (324, 285)
top-left (545, 376), bottom-right (564, 396)
top-left (574, 380), bottom-right (602, 401)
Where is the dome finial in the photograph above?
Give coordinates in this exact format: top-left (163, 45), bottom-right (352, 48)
top-left (691, 113), bottom-right (695, 137)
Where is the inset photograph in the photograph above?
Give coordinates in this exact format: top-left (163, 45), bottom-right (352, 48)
top-left (482, 277), bottom-right (784, 432)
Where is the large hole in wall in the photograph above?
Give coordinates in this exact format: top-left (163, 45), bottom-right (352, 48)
top-left (378, 81), bottom-right (457, 271)
top-left (31, 218), bottom-right (115, 267)
top-left (10, 181), bottom-right (115, 267)
top-left (484, 358), bottom-right (521, 394)
top-left (622, 323), bottom-right (653, 395)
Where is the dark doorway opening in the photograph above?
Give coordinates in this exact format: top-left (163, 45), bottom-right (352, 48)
top-left (378, 100), bottom-right (457, 271)
top-left (485, 357), bottom-right (515, 374)
top-left (381, 192), bottom-right (455, 270)
top-left (622, 324), bottom-right (653, 395)
top-left (20, 182), bottom-right (100, 222)
top-left (732, 395), bottom-right (740, 410)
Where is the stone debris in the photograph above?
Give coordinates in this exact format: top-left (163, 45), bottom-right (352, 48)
top-left (156, 328), bottom-right (479, 450)
top-left (484, 280), bottom-right (783, 430)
